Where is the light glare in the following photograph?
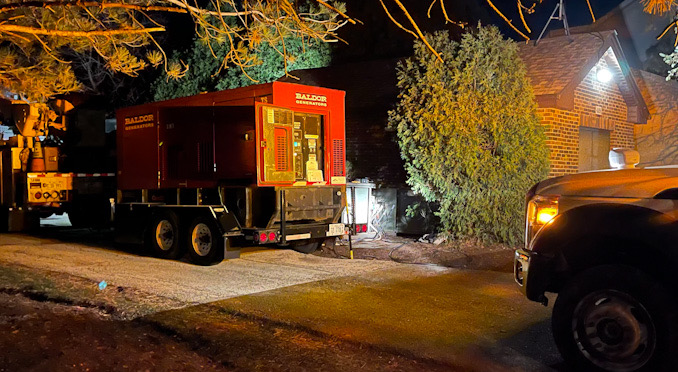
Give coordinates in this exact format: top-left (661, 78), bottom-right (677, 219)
top-left (536, 207), bottom-right (558, 224)
top-left (596, 68), bottom-right (612, 83)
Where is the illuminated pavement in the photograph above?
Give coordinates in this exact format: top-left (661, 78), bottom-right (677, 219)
top-left (0, 234), bottom-right (400, 304)
top-left (172, 266), bottom-right (560, 371)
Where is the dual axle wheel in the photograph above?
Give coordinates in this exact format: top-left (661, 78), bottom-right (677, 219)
top-left (147, 211), bottom-right (324, 265)
top-left (148, 212), bottom-right (223, 266)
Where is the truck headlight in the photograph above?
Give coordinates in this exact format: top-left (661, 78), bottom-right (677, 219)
top-left (525, 195), bottom-right (559, 249)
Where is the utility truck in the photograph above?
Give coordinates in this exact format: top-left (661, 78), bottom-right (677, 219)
top-left (515, 149), bottom-right (678, 371)
top-left (0, 82), bottom-right (349, 265)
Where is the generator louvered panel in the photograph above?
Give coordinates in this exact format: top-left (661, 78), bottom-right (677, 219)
top-left (197, 141), bottom-right (214, 173)
top-left (275, 128), bottom-right (288, 171)
top-left (333, 139), bottom-right (345, 176)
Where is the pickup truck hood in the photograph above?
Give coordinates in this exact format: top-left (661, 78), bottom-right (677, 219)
top-left (535, 166), bottom-right (678, 198)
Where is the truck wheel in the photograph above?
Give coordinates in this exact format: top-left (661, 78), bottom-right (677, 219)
top-left (552, 265), bottom-right (678, 372)
top-left (186, 217), bottom-right (223, 266)
top-left (148, 212), bottom-right (183, 259)
top-left (290, 239), bottom-right (322, 254)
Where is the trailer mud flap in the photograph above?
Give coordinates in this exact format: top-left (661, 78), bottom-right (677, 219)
top-left (212, 206), bottom-right (242, 236)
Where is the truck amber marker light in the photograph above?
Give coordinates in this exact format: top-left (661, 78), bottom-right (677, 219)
top-left (536, 206), bottom-right (558, 224)
top-left (528, 195), bottom-right (559, 226)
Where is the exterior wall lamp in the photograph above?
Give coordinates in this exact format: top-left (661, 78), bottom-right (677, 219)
top-left (596, 67), bottom-right (612, 83)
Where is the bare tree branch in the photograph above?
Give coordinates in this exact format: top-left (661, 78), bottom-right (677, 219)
top-left (0, 24), bottom-right (165, 37)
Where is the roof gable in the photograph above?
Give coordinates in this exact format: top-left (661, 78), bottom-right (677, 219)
top-left (518, 31), bottom-right (649, 123)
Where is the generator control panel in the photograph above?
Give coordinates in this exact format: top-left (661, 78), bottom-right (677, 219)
top-left (293, 113), bottom-right (323, 182)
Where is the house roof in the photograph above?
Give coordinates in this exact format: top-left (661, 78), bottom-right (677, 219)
top-left (518, 31), bottom-right (649, 123)
top-left (632, 69), bottom-right (678, 116)
top-left (519, 31), bottom-right (615, 96)
top-left (632, 69), bottom-right (678, 165)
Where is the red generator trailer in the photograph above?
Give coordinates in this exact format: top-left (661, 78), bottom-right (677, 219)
top-left (114, 82), bottom-right (348, 265)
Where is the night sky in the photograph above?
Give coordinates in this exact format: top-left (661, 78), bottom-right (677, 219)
top-left (333, 0), bottom-right (628, 63)
top-left (511, 0), bottom-right (627, 32)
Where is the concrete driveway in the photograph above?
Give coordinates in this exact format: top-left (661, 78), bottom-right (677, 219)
top-left (0, 233), bottom-right (398, 303)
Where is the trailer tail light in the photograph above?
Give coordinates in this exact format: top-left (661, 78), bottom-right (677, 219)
top-left (259, 232), bottom-right (268, 243)
top-left (268, 232), bottom-right (277, 242)
top-left (35, 192), bottom-right (42, 199)
top-left (354, 224), bottom-right (368, 234)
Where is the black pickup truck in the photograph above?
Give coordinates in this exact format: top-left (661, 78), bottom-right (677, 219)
top-left (515, 164), bottom-right (678, 372)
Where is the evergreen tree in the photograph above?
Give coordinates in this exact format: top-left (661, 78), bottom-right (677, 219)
top-left (389, 26), bottom-right (549, 245)
top-left (152, 34), bottom-right (331, 101)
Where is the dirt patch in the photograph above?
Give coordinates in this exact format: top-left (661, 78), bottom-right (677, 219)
top-left (317, 234), bottom-right (515, 272)
top-left (0, 292), bottom-right (227, 372)
top-left (0, 263), bottom-right (187, 320)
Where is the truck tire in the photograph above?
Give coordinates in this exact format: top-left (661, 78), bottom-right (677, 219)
top-left (290, 239), bottom-right (322, 254)
top-left (148, 211), bottom-right (184, 259)
top-left (552, 264), bottom-right (678, 372)
top-left (186, 217), bottom-right (223, 266)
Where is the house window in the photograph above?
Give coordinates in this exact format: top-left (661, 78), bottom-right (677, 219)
top-left (579, 127), bottom-right (610, 172)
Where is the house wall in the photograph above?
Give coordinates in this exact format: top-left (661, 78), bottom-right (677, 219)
top-left (633, 70), bottom-right (678, 166)
top-left (540, 61), bottom-right (636, 177)
top-left (539, 107), bottom-right (579, 177)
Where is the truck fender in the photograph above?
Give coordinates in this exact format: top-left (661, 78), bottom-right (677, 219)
top-left (530, 203), bottom-right (678, 293)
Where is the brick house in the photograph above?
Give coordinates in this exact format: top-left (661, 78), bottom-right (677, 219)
top-left (632, 69), bottom-right (678, 166)
top-left (518, 31), bottom-right (649, 177)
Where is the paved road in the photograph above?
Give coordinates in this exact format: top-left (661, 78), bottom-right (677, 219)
top-left (0, 223), bottom-right (564, 371)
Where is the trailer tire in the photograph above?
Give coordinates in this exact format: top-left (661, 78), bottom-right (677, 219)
top-left (290, 239), bottom-right (322, 254)
top-left (186, 217), bottom-right (224, 266)
top-left (148, 211), bottom-right (184, 259)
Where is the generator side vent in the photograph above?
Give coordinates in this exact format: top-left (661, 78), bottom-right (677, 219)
top-left (275, 128), bottom-right (289, 171)
top-left (197, 141), bottom-right (214, 174)
top-left (332, 139), bottom-right (345, 176)
top-left (167, 145), bottom-right (180, 179)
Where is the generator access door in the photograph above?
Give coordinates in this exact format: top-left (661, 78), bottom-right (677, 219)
top-left (258, 105), bottom-right (295, 185)
top-left (257, 104), bottom-right (325, 186)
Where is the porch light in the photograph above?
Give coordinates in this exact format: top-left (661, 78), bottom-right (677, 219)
top-left (596, 67), bottom-right (612, 83)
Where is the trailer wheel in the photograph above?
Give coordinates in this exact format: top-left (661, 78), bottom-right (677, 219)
top-left (290, 239), bottom-right (322, 254)
top-left (186, 217), bottom-right (224, 266)
top-left (148, 211), bottom-right (183, 259)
